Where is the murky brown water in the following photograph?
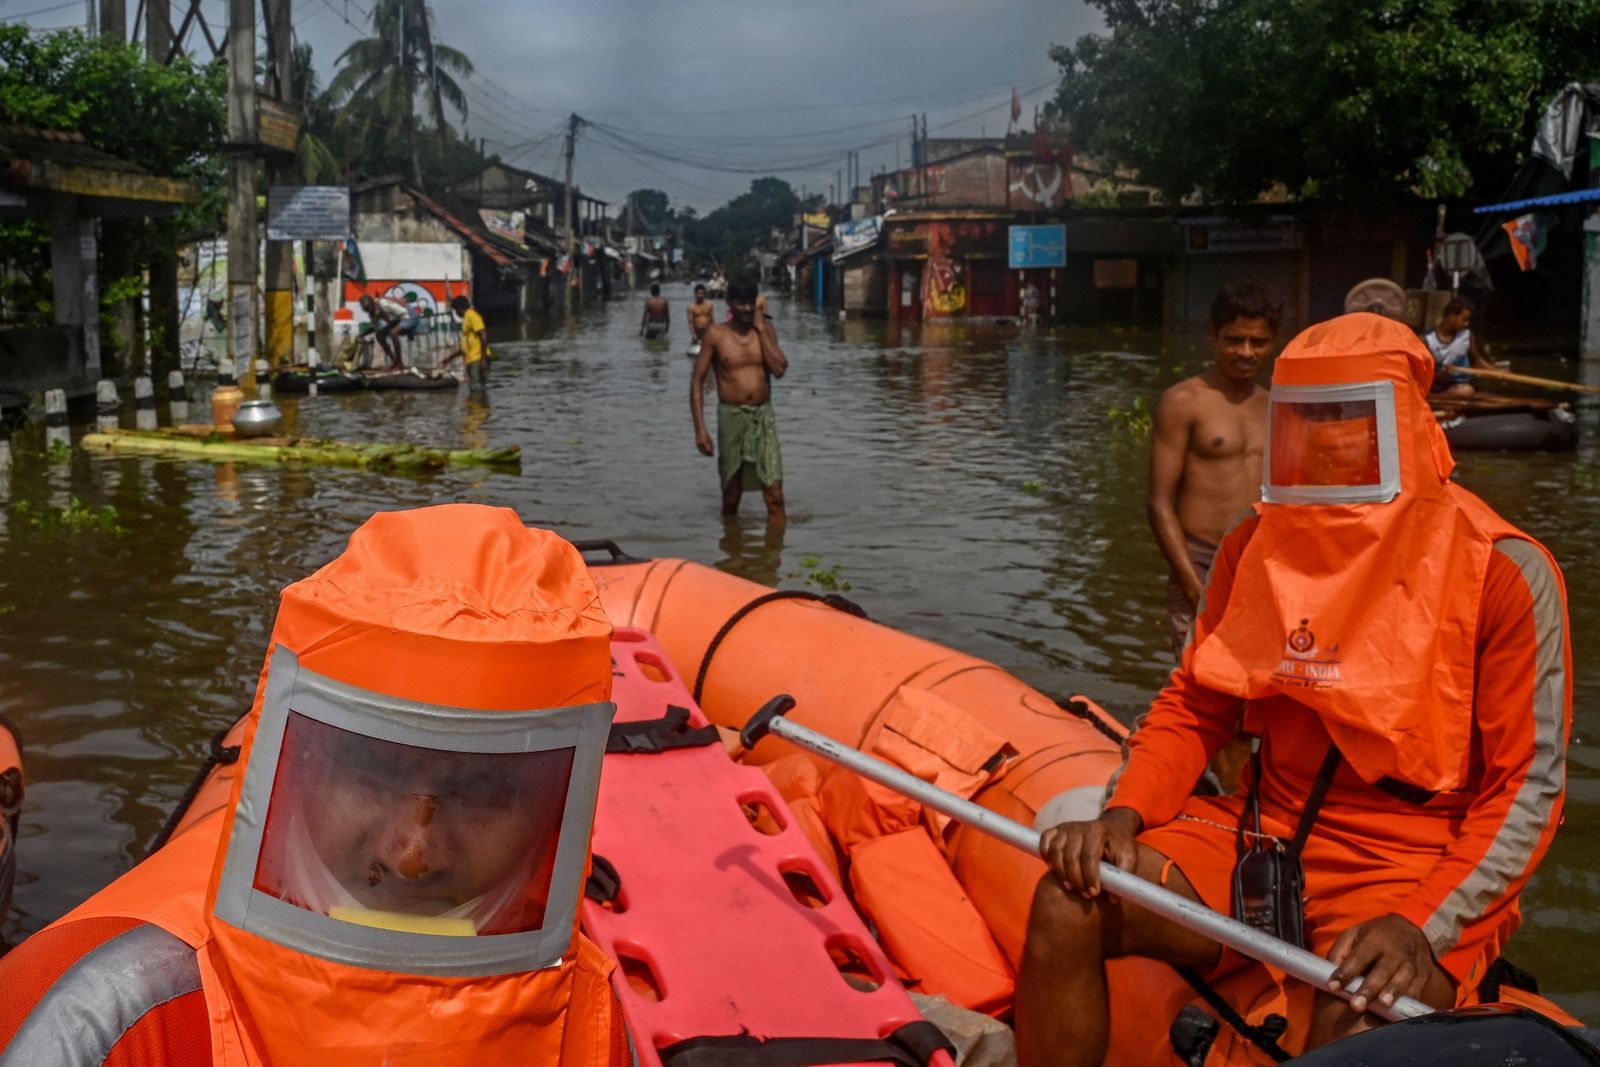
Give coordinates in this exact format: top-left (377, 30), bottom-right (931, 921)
top-left (1, 283), bottom-right (1595, 1016)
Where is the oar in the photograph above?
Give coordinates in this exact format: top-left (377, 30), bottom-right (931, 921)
top-left (740, 697), bottom-right (1432, 1024)
top-left (1455, 365), bottom-right (1600, 395)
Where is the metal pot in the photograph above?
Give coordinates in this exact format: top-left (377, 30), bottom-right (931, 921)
top-left (231, 398), bottom-right (283, 438)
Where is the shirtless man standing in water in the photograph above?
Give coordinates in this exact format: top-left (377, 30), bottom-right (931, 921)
top-left (691, 276), bottom-right (789, 524)
top-left (686, 284), bottom-right (715, 344)
top-left (1149, 283), bottom-right (1283, 660)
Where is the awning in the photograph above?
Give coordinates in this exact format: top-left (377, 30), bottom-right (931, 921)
top-left (1472, 188), bottom-right (1600, 215)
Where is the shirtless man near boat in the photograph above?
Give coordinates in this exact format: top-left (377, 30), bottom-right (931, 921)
top-left (691, 275), bottom-right (789, 524)
top-left (1149, 283), bottom-right (1283, 661)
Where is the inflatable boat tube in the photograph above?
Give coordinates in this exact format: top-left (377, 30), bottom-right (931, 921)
top-left (271, 368), bottom-right (365, 395)
top-left (362, 371), bottom-right (460, 392)
top-left (1441, 408), bottom-right (1579, 452)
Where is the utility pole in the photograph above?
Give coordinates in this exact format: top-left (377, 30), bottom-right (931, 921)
top-left (1583, 133), bottom-right (1600, 371)
top-left (147, 0), bottom-right (171, 66)
top-left (626, 191), bottom-right (636, 292)
top-left (226, 0), bottom-right (259, 388)
top-left (262, 0), bottom-right (297, 371)
top-left (98, 0), bottom-right (123, 39)
top-left (563, 113), bottom-right (579, 310)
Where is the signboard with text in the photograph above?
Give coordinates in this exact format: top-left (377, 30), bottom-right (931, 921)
top-left (256, 94), bottom-right (302, 155)
top-left (832, 215), bottom-right (882, 262)
top-left (266, 186), bottom-right (351, 241)
top-left (1008, 224), bottom-right (1066, 269)
top-left (1184, 221), bottom-right (1300, 254)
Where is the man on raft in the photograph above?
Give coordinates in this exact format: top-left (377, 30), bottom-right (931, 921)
top-left (1016, 313), bottom-right (1571, 1065)
top-left (0, 505), bottom-right (629, 1066)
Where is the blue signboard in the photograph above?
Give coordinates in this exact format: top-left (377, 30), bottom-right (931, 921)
top-left (1008, 224), bottom-right (1066, 269)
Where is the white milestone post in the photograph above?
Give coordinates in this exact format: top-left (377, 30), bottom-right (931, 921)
top-left (44, 389), bottom-right (70, 456)
top-left (134, 376), bottom-right (157, 431)
top-left (95, 379), bottom-right (119, 432)
top-left (168, 370), bottom-right (188, 423)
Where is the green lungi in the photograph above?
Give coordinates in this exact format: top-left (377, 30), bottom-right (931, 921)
top-left (717, 401), bottom-right (783, 490)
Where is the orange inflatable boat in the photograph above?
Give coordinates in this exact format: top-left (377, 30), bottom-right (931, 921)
top-left (93, 544), bottom-right (1592, 1066)
top-left (582, 548), bottom-right (1590, 1065)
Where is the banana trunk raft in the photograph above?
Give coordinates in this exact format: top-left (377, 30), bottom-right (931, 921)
top-left (79, 427), bottom-right (520, 472)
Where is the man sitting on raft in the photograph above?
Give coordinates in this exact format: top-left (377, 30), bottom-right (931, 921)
top-left (691, 275), bottom-right (789, 525)
top-left (1016, 313), bottom-right (1571, 1066)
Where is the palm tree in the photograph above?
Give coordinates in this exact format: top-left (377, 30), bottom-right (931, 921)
top-left (325, 0), bottom-right (472, 185)
top-left (290, 42), bottom-right (340, 184)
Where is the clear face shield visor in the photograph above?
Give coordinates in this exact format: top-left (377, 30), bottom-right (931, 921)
top-left (215, 647), bottom-right (613, 977)
top-left (1263, 382), bottom-right (1401, 506)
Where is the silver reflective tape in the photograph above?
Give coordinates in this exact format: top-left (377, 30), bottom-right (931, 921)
top-left (1421, 539), bottom-right (1568, 954)
top-left (214, 646), bottom-right (615, 978)
top-left (0, 924), bottom-right (201, 1066)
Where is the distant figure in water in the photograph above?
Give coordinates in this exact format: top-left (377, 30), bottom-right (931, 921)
top-left (687, 284), bottom-right (715, 344)
top-left (691, 275), bottom-right (788, 525)
top-left (641, 284), bottom-right (669, 339)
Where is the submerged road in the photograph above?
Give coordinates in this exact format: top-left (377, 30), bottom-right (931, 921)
top-left (0, 282), bottom-right (1595, 1016)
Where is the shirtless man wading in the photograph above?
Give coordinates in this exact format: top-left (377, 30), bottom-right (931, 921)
top-left (1149, 283), bottom-right (1284, 660)
top-left (640, 284), bottom-right (669, 339)
top-left (691, 275), bottom-right (789, 524)
top-left (687, 284), bottom-right (715, 343)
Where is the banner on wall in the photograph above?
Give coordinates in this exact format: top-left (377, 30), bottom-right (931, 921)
top-left (832, 215), bottom-right (882, 262)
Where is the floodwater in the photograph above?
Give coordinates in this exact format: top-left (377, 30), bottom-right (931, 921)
top-left (1, 283), bottom-right (1595, 1017)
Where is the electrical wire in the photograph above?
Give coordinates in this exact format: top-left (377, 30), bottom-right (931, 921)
top-left (0, 0), bottom-right (89, 21)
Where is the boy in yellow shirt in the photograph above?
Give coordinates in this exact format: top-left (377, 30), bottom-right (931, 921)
top-left (449, 294), bottom-right (489, 389)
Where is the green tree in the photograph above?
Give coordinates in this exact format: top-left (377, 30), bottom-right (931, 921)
top-left (290, 42), bottom-right (340, 184)
top-left (327, 0), bottom-right (472, 185)
top-left (0, 27), bottom-right (225, 371)
top-left (1050, 0), bottom-right (1600, 206)
top-left (687, 177), bottom-right (800, 268)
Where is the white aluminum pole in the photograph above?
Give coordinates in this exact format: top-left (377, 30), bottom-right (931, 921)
top-left (743, 704), bottom-right (1430, 1024)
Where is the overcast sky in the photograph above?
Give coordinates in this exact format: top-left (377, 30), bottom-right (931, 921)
top-left (8, 0), bottom-right (1103, 214)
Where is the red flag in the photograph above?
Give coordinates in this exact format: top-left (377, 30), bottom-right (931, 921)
top-left (1010, 89), bottom-right (1022, 124)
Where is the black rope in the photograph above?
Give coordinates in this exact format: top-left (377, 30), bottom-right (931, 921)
top-left (1053, 695), bottom-right (1129, 745)
top-left (693, 590), bottom-right (867, 705)
top-left (146, 727), bottom-right (242, 856)
top-left (1175, 966), bottom-right (1291, 1063)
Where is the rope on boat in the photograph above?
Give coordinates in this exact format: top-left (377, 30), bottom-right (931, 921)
top-left (692, 590), bottom-right (868, 705)
top-left (146, 727), bottom-right (242, 856)
top-left (1053, 695), bottom-right (1129, 745)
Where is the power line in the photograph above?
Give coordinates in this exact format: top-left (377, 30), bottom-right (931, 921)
top-left (0, 0), bottom-right (86, 21)
top-left (581, 79), bottom-right (1056, 176)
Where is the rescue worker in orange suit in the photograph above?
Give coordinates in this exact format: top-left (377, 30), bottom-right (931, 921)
top-left (0, 504), bottom-right (628, 1067)
top-left (1015, 313), bottom-right (1571, 1066)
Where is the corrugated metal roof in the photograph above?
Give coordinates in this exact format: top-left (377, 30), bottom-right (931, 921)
top-left (1472, 187), bottom-right (1600, 214)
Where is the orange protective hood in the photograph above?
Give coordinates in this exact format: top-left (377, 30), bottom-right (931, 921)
top-left (1189, 313), bottom-right (1531, 792)
top-left (202, 504), bottom-right (615, 1067)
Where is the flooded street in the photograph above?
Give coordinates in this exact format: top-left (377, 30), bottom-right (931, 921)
top-left (1, 282), bottom-right (1596, 1016)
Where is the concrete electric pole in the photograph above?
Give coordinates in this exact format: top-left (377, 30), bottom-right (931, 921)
top-left (225, 0), bottom-right (258, 388)
top-left (262, 0), bottom-right (296, 370)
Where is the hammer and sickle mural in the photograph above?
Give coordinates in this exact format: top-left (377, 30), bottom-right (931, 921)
top-left (1009, 163), bottom-right (1065, 209)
